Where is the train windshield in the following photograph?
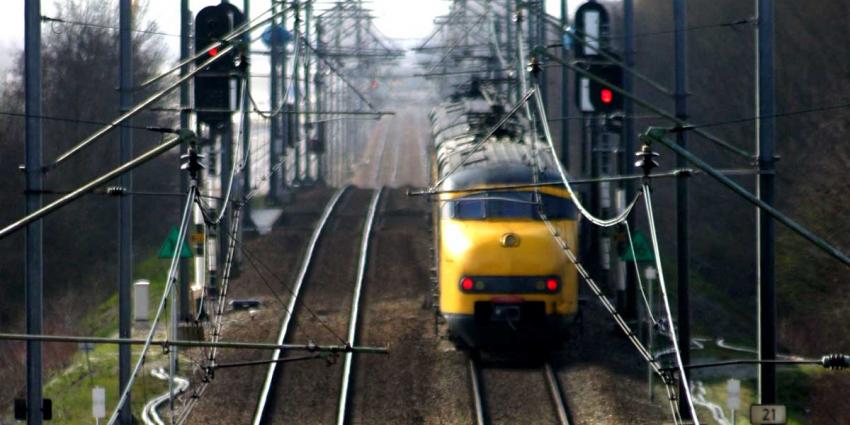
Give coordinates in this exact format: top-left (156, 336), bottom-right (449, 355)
top-left (446, 191), bottom-right (576, 220)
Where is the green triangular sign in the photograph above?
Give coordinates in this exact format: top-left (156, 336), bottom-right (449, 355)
top-left (621, 230), bottom-right (655, 262)
top-left (158, 226), bottom-right (193, 259)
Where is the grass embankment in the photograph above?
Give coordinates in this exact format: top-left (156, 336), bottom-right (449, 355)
top-left (698, 366), bottom-right (816, 425)
top-left (665, 270), bottom-right (820, 424)
top-left (42, 255), bottom-right (195, 423)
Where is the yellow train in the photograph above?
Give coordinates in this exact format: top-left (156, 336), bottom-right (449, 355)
top-left (430, 93), bottom-right (581, 348)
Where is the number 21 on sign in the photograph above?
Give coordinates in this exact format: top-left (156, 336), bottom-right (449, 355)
top-left (750, 404), bottom-right (786, 424)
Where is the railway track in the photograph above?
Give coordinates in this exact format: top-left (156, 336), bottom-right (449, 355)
top-left (469, 355), bottom-right (572, 425)
top-left (388, 118), bottom-right (402, 185)
top-left (251, 186), bottom-right (384, 424)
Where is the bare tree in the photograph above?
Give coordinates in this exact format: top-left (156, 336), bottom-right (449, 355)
top-left (0, 0), bottom-right (177, 417)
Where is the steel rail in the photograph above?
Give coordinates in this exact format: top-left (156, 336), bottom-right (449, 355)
top-left (469, 357), bottom-right (572, 425)
top-left (252, 186), bottom-right (350, 425)
top-left (142, 368), bottom-right (190, 425)
top-left (389, 121), bottom-right (402, 185)
top-left (336, 188), bottom-right (383, 425)
top-left (468, 357), bottom-right (487, 425)
top-left (372, 119), bottom-right (393, 186)
top-left (543, 362), bottom-right (571, 425)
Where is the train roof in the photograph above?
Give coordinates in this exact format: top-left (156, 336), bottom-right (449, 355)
top-left (430, 93), bottom-right (567, 191)
top-left (437, 138), bottom-right (563, 191)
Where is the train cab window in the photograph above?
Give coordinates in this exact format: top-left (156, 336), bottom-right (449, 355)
top-left (444, 191), bottom-right (576, 220)
top-left (540, 194), bottom-right (577, 219)
top-left (453, 198), bottom-right (486, 219)
top-left (487, 192), bottom-right (536, 218)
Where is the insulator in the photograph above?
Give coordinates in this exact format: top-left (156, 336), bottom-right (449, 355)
top-left (634, 145), bottom-right (660, 177)
top-left (106, 186), bottom-right (127, 196)
top-left (821, 354), bottom-right (849, 370)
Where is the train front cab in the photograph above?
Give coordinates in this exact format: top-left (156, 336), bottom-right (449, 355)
top-left (438, 185), bottom-right (579, 348)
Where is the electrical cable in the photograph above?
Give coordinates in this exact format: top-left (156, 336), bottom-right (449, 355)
top-left (248, 34), bottom-right (303, 119)
top-left (430, 88), bottom-right (537, 192)
top-left (532, 84), bottom-right (639, 227)
top-left (542, 51), bottom-right (753, 161)
top-left (198, 200), bottom-right (348, 346)
top-left (642, 183), bottom-right (701, 424)
top-left (141, 5), bottom-right (277, 88)
top-left (107, 184), bottom-right (196, 425)
top-left (208, 78), bottom-right (249, 226)
top-left (0, 110), bottom-right (166, 131)
top-left (624, 220), bottom-right (658, 326)
top-left (41, 15), bottom-right (183, 38)
top-left (564, 28), bottom-right (673, 96)
top-left (610, 17), bottom-right (755, 41)
top-left (684, 99), bottom-right (850, 130)
top-left (524, 77), bottom-right (686, 424)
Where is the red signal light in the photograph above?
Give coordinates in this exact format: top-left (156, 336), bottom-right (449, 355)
top-left (208, 47), bottom-right (219, 57)
top-left (546, 278), bottom-right (559, 292)
top-left (600, 88), bottom-right (613, 104)
top-left (461, 277), bottom-right (474, 291)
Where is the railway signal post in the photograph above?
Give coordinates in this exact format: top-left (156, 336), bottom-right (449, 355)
top-left (24, 1), bottom-right (44, 423)
top-left (118, 0), bottom-right (134, 422)
top-left (756, 0), bottom-right (778, 405)
top-left (673, 0), bottom-right (692, 419)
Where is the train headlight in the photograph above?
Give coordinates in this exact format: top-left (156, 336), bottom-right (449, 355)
top-left (500, 233), bottom-right (521, 248)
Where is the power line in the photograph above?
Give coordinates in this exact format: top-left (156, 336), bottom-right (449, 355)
top-left (686, 99), bottom-right (850, 130)
top-left (41, 15), bottom-right (184, 39)
top-left (544, 17), bottom-right (755, 47)
top-left (0, 110), bottom-right (170, 132)
top-left (613, 17), bottom-right (755, 40)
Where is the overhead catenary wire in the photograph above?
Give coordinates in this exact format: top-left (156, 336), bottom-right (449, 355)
top-left (41, 15), bottom-right (183, 38)
top-left (624, 220), bottom-right (658, 326)
top-left (208, 79), bottom-right (250, 226)
top-left (0, 133), bottom-right (189, 240)
top-left (50, 3), bottom-right (290, 169)
top-left (140, 5), bottom-right (277, 88)
top-left (642, 183), bottom-right (701, 424)
top-left (563, 28), bottom-right (672, 96)
top-left (642, 128), bottom-right (850, 268)
top-left (526, 79), bottom-right (684, 424)
top-left (107, 183), bottom-right (196, 425)
top-left (542, 51), bottom-right (753, 161)
top-left (531, 83), bottom-right (639, 227)
top-left (429, 88), bottom-right (537, 192)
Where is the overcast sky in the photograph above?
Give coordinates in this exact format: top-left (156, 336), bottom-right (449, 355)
top-left (0, 1), bottom-right (567, 67)
top-left (0, 0), bottom-right (568, 99)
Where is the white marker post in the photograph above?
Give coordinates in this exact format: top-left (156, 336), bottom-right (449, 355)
top-left (92, 386), bottom-right (105, 424)
top-left (727, 378), bottom-right (741, 424)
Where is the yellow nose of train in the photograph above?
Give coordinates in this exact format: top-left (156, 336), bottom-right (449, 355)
top-left (443, 221), bottom-right (567, 278)
top-left (439, 216), bottom-right (579, 348)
